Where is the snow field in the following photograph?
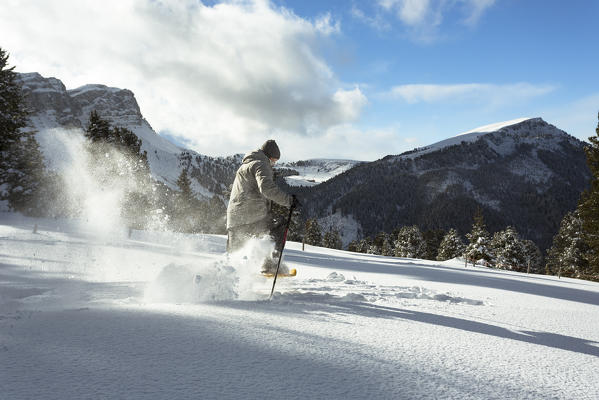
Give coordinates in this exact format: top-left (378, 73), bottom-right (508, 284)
top-left (1, 213), bottom-right (599, 399)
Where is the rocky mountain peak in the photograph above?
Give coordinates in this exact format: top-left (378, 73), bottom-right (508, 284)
top-left (17, 72), bottom-right (147, 131)
top-left (17, 72), bottom-right (81, 128)
top-left (18, 72), bottom-right (66, 93)
top-left (68, 84), bottom-right (143, 127)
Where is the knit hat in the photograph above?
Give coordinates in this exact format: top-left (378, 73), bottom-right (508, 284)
top-left (261, 139), bottom-right (280, 159)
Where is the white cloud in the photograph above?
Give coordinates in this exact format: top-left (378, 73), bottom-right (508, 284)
top-left (463, 0), bottom-right (496, 26)
top-left (278, 123), bottom-right (409, 161)
top-left (397, 0), bottom-right (432, 26)
top-left (351, 6), bottom-right (391, 32)
top-left (373, 0), bottom-right (495, 41)
top-left (332, 88), bottom-right (369, 123)
top-left (542, 93), bottom-right (599, 142)
top-left (0, 0), bottom-right (364, 158)
top-left (314, 12), bottom-right (341, 35)
top-left (387, 83), bottom-right (555, 107)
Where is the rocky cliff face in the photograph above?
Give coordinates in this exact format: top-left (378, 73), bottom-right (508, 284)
top-left (17, 72), bottom-right (240, 200)
top-left (68, 84), bottom-right (145, 128)
top-left (18, 73), bottom-right (82, 128)
top-left (18, 73), bottom-right (146, 129)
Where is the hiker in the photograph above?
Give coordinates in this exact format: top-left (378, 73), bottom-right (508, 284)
top-left (226, 139), bottom-right (299, 273)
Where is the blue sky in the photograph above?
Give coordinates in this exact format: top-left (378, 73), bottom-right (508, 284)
top-left (1, 0), bottom-right (598, 160)
top-left (284, 0), bottom-right (599, 148)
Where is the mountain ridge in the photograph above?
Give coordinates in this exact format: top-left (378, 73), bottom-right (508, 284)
top-left (17, 72), bottom-right (359, 200)
top-left (392, 117), bottom-right (537, 161)
top-left (16, 72), bottom-right (591, 250)
top-left (291, 118), bottom-right (590, 250)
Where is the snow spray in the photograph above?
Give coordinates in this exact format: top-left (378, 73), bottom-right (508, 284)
top-left (144, 236), bottom-right (280, 303)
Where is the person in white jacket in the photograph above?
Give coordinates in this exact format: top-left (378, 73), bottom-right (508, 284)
top-left (226, 140), bottom-right (298, 273)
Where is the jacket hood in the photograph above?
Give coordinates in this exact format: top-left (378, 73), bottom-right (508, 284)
top-left (242, 149), bottom-right (268, 164)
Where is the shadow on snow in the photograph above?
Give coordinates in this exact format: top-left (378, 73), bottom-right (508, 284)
top-left (216, 292), bottom-right (599, 358)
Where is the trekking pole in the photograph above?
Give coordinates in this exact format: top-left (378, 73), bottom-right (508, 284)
top-left (269, 204), bottom-right (296, 300)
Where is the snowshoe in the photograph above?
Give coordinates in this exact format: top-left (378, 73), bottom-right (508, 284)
top-left (262, 268), bottom-right (297, 278)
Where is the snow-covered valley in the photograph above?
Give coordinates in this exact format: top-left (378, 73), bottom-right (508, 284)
top-left (1, 213), bottom-right (598, 399)
top-left (280, 159), bottom-right (363, 187)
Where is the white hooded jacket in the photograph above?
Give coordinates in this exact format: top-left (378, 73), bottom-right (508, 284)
top-left (226, 149), bottom-right (292, 230)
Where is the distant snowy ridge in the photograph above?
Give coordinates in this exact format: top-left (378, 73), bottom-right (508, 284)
top-left (392, 117), bottom-right (584, 186)
top-left (394, 117), bottom-right (542, 161)
top-left (279, 159), bottom-right (363, 187)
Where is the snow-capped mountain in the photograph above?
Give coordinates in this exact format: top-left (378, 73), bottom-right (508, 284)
top-left (295, 118), bottom-right (591, 250)
top-left (393, 117), bottom-right (534, 161)
top-left (279, 159), bottom-right (364, 187)
top-left (17, 72), bottom-right (241, 200)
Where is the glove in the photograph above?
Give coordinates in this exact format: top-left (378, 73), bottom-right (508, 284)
top-left (291, 194), bottom-right (301, 209)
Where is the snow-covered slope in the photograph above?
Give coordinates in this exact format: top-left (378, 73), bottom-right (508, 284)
top-left (392, 117), bottom-right (565, 162)
top-left (17, 72), bottom-right (240, 199)
top-left (279, 159), bottom-right (363, 187)
top-left (2, 213), bottom-right (598, 399)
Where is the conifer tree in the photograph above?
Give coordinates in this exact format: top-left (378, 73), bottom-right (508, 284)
top-left (464, 208), bottom-right (493, 266)
top-left (369, 232), bottom-right (388, 255)
top-left (423, 229), bottom-right (445, 260)
top-left (85, 110), bottom-right (111, 143)
top-left (381, 234), bottom-right (394, 256)
top-left (491, 226), bottom-right (525, 271)
top-left (206, 195), bottom-right (227, 234)
top-left (394, 225), bottom-right (425, 258)
top-left (356, 237), bottom-right (371, 254)
top-left (437, 228), bottom-right (465, 261)
top-left (347, 240), bottom-right (359, 252)
top-left (177, 168), bottom-right (193, 204)
top-left (522, 240), bottom-right (543, 274)
top-left (546, 211), bottom-right (589, 278)
top-left (304, 219), bottom-right (322, 246)
top-left (85, 111), bottom-right (148, 166)
top-left (323, 228), bottom-right (343, 250)
top-left (0, 47), bottom-right (46, 214)
top-left (173, 168), bottom-right (196, 232)
top-left (578, 112), bottom-right (599, 276)
top-left (367, 242), bottom-right (379, 255)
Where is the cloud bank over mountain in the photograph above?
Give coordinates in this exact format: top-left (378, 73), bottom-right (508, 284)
top-left (1, 0), bottom-right (366, 157)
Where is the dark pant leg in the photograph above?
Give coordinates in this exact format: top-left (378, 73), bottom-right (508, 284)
top-left (226, 216), bottom-right (289, 273)
top-left (269, 219), bottom-right (287, 253)
top-left (226, 217), bottom-right (272, 253)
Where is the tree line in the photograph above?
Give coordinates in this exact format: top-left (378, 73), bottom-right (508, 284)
top-left (299, 210), bottom-right (544, 274)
